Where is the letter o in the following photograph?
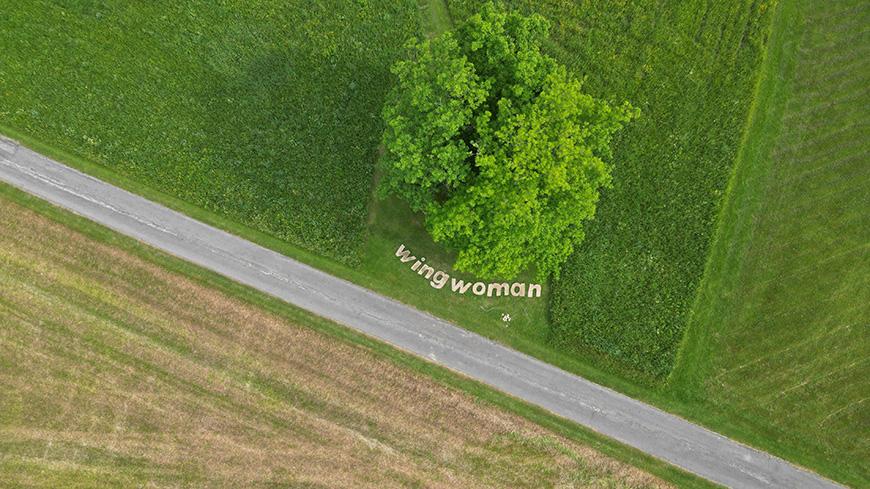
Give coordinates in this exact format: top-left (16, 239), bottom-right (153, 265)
top-left (472, 282), bottom-right (486, 296)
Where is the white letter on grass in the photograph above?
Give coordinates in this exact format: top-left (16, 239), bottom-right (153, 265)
top-left (510, 283), bottom-right (525, 297)
top-left (418, 264), bottom-right (435, 279)
top-left (472, 282), bottom-right (486, 296)
top-left (451, 278), bottom-right (472, 294)
top-left (395, 244), bottom-right (416, 263)
top-left (430, 271), bottom-right (449, 289)
top-left (487, 283), bottom-right (509, 297)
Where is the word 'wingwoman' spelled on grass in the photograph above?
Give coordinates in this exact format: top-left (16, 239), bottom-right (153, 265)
top-left (396, 244), bottom-right (542, 298)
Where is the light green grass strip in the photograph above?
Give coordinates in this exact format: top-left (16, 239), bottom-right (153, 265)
top-left (668, 0), bottom-right (801, 401)
top-left (421, 0), bottom-right (452, 36)
top-left (668, 0), bottom-right (868, 486)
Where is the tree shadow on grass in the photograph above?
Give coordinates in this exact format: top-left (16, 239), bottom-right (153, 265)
top-left (196, 47), bottom-right (391, 263)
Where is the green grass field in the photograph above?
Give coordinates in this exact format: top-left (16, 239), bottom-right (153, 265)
top-left (449, 0), bottom-right (776, 379)
top-left (0, 0), bottom-right (419, 263)
top-left (1, 0), bottom-right (775, 385)
top-left (669, 0), bottom-right (869, 484)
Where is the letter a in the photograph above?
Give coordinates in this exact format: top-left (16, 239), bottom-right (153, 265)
top-left (510, 283), bottom-right (526, 297)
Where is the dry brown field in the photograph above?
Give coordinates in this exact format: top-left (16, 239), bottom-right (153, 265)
top-left (0, 194), bottom-right (668, 488)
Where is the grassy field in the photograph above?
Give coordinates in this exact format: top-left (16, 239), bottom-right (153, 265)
top-left (1, 0), bottom-right (865, 485)
top-left (0, 0), bottom-right (419, 264)
top-left (669, 0), bottom-right (870, 485)
top-left (445, 0), bottom-right (776, 379)
top-left (0, 183), bottom-right (715, 488)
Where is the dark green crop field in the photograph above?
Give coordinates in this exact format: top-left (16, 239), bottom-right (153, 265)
top-left (0, 0), bottom-right (418, 263)
top-left (1, 0), bottom-right (774, 381)
top-left (448, 0), bottom-right (775, 379)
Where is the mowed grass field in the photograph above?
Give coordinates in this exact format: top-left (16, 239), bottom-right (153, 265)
top-left (0, 190), bottom-right (674, 489)
top-left (670, 0), bottom-right (869, 484)
top-left (0, 0), bottom-right (418, 263)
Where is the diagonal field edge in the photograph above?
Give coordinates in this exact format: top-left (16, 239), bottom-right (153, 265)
top-left (0, 135), bottom-right (842, 489)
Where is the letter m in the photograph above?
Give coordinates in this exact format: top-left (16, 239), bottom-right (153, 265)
top-left (487, 283), bottom-right (509, 297)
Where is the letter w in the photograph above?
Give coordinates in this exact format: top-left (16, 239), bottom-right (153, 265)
top-left (451, 278), bottom-right (472, 294)
top-left (395, 244), bottom-right (416, 263)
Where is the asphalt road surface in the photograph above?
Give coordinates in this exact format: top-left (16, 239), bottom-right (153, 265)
top-left (0, 136), bottom-right (844, 489)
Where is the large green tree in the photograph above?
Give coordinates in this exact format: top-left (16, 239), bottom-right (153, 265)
top-left (380, 2), bottom-right (637, 280)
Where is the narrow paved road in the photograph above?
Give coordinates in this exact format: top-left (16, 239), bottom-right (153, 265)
top-left (0, 136), bottom-right (843, 489)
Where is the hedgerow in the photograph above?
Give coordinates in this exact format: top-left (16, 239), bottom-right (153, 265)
top-left (448, 0), bottom-right (774, 378)
top-left (0, 0), bottom-right (418, 264)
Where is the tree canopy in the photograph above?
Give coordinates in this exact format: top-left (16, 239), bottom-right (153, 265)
top-left (379, 2), bottom-right (637, 280)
